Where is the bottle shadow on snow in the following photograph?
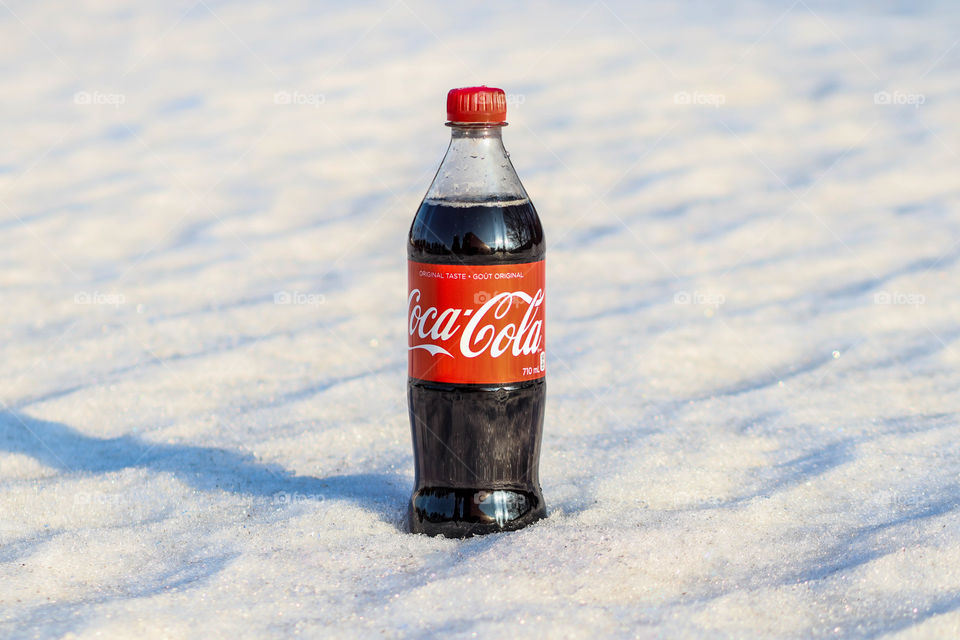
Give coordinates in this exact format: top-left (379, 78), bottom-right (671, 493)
top-left (0, 410), bottom-right (408, 529)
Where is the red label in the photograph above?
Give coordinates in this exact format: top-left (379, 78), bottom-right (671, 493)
top-left (408, 260), bottom-right (545, 384)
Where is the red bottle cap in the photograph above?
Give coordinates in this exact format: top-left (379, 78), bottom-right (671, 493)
top-left (446, 86), bottom-right (507, 124)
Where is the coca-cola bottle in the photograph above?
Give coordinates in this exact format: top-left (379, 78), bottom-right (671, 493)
top-left (407, 86), bottom-right (546, 537)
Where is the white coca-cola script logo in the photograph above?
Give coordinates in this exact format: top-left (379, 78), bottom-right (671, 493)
top-left (408, 289), bottom-right (544, 358)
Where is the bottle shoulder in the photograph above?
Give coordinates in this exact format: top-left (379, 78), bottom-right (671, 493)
top-left (408, 199), bottom-right (544, 265)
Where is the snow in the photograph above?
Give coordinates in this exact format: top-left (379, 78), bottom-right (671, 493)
top-left (2, 0), bottom-right (960, 637)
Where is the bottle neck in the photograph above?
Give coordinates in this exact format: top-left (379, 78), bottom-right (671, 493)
top-left (448, 123), bottom-right (505, 139)
top-left (422, 124), bottom-right (529, 205)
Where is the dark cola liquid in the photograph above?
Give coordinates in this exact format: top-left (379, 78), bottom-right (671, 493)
top-left (408, 199), bottom-right (546, 537)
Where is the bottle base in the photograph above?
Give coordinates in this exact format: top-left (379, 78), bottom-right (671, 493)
top-left (408, 487), bottom-right (545, 538)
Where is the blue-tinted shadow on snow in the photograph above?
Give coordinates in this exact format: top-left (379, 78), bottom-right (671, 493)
top-left (0, 410), bottom-right (408, 526)
top-left (0, 410), bottom-right (411, 637)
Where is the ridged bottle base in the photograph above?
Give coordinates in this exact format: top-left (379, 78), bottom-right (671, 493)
top-left (408, 486), bottom-right (546, 537)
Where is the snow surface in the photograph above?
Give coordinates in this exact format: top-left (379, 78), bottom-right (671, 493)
top-left (2, 1), bottom-right (960, 637)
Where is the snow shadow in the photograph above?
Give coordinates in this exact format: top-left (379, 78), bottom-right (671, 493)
top-left (0, 410), bottom-right (408, 526)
